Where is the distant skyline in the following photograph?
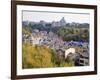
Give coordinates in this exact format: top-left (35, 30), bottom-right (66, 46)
top-left (22, 10), bottom-right (90, 23)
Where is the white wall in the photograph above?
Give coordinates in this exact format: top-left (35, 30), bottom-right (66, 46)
top-left (0, 0), bottom-right (99, 80)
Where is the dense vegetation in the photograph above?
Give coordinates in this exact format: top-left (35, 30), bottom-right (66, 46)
top-left (22, 43), bottom-right (53, 68)
top-left (22, 43), bottom-right (74, 69)
top-left (57, 27), bottom-right (89, 42)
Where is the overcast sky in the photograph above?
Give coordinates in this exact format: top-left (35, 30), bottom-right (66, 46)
top-left (22, 10), bottom-right (90, 23)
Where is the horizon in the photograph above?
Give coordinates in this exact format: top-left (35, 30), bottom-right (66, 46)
top-left (22, 11), bottom-right (90, 24)
top-left (22, 19), bottom-right (89, 24)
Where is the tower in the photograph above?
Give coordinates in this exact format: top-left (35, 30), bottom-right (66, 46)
top-left (60, 17), bottom-right (66, 26)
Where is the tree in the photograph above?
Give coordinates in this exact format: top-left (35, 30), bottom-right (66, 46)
top-left (22, 43), bottom-right (53, 68)
top-left (22, 26), bottom-right (31, 35)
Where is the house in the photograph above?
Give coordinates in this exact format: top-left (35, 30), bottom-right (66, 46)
top-left (65, 48), bottom-right (76, 59)
top-left (74, 48), bottom-right (89, 66)
top-left (40, 31), bottom-right (47, 36)
top-left (25, 35), bottom-right (42, 46)
top-left (79, 48), bottom-right (89, 66)
top-left (32, 29), bottom-right (39, 33)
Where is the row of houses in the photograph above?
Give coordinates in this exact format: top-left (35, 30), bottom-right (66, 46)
top-left (22, 30), bottom-right (65, 49)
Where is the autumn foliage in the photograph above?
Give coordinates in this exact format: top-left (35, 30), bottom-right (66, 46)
top-left (22, 43), bottom-right (53, 68)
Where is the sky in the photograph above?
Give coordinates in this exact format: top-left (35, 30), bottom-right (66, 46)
top-left (22, 10), bottom-right (90, 23)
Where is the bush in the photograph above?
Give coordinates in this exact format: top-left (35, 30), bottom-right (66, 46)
top-left (22, 43), bottom-right (53, 69)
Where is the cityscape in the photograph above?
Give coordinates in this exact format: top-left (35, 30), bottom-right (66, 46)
top-left (22, 13), bottom-right (89, 69)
